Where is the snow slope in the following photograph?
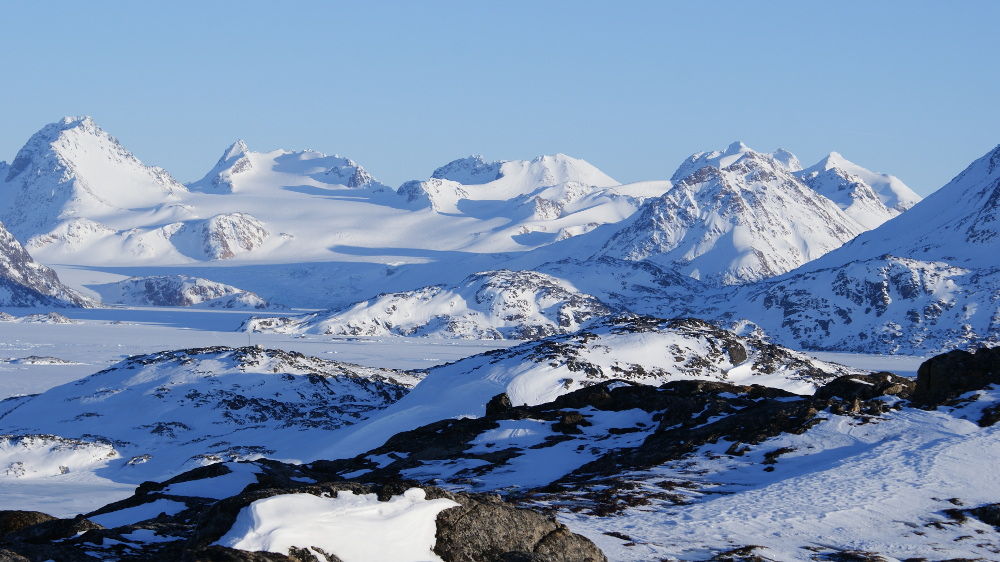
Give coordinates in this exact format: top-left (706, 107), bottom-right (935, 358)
top-left (0, 346), bottom-right (419, 481)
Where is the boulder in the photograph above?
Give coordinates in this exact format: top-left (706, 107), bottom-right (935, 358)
top-left (913, 347), bottom-right (1000, 406)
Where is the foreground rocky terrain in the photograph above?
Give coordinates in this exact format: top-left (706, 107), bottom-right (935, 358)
top-left (1, 340), bottom-right (998, 561)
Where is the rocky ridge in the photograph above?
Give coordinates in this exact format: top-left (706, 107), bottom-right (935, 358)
top-left (244, 269), bottom-right (615, 340)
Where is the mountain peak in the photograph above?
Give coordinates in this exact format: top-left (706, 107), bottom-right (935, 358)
top-left (601, 146), bottom-right (867, 286)
top-left (431, 155), bottom-right (505, 185)
top-left (671, 143), bottom-right (801, 183)
top-left (0, 117), bottom-right (186, 241)
top-left (726, 141), bottom-right (749, 154)
top-left (799, 152), bottom-right (921, 216)
top-left (188, 140), bottom-right (254, 193)
top-left (221, 139), bottom-right (250, 162)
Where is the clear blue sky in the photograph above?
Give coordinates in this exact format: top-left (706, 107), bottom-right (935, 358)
top-left (1, 1), bottom-right (998, 196)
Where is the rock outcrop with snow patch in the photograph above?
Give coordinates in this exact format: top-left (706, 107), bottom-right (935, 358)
top-left (169, 213), bottom-right (270, 260)
top-left (94, 275), bottom-right (286, 309)
top-left (320, 316), bottom-right (866, 459)
top-left (0, 220), bottom-right (95, 307)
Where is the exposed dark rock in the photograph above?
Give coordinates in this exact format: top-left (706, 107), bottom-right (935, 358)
top-left (432, 492), bottom-right (606, 562)
top-left (486, 392), bottom-right (514, 416)
top-left (0, 512), bottom-right (55, 537)
top-left (0, 549), bottom-right (30, 562)
top-left (978, 403), bottom-right (1000, 427)
top-left (3, 515), bottom-right (102, 543)
top-left (964, 503), bottom-right (1000, 528)
top-left (814, 372), bottom-right (915, 401)
top-left (913, 347), bottom-right (1000, 406)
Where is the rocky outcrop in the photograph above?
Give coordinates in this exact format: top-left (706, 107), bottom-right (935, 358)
top-left (0, 475), bottom-right (605, 561)
top-left (912, 346), bottom-right (1000, 407)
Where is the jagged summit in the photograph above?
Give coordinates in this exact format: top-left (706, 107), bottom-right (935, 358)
top-left (598, 146), bottom-right (867, 286)
top-left (670, 141), bottom-right (802, 183)
top-left (187, 139), bottom-right (253, 193)
top-left (431, 155), bottom-right (504, 185)
top-left (188, 142), bottom-right (390, 193)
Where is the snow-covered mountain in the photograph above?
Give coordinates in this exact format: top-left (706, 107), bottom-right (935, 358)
top-left (709, 143), bottom-right (1000, 353)
top-left (187, 140), bottom-right (393, 194)
top-left (2, 118), bottom-right (665, 274)
top-left (93, 274), bottom-right (286, 309)
top-left (796, 151), bottom-right (921, 228)
top-left (0, 346), bottom-right (420, 481)
top-left (0, 116), bottom-right (185, 243)
top-left (596, 146), bottom-right (869, 286)
top-left (245, 269), bottom-right (614, 340)
top-left (669, 141), bottom-right (803, 182)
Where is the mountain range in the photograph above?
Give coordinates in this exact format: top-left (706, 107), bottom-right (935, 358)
top-left (5, 116), bottom-right (1000, 561)
top-left (5, 115), bottom-right (1000, 357)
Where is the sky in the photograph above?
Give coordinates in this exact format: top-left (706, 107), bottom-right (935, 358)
top-left (1, 1), bottom-right (998, 196)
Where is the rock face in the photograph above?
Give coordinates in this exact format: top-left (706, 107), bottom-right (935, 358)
top-left (245, 269), bottom-right (616, 340)
top-left (0, 220), bottom-right (94, 307)
top-left (170, 213), bottom-right (271, 260)
top-left (597, 147), bottom-right (868, 286)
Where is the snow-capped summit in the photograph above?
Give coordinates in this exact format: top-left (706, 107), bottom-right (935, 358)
top-left (796, 152), bottom-right (921, 228)
top-left (426, 153), bottom-right (618, 200)
top-left (771, 148), bottom-right (803, 172)
top-left (188, 144), bottom-right (391, 194)
top-left (187, 139), bottom-right (253, 193)
top-left (670, 142), bottom-right (803, 183)
top-left (0, 116), bottom-right (186, 241)
top-left (598, 146), bottom-right (867, 286)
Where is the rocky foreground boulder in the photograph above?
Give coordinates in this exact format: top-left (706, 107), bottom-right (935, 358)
top-left (0, 478), bottom-right (604, 561)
